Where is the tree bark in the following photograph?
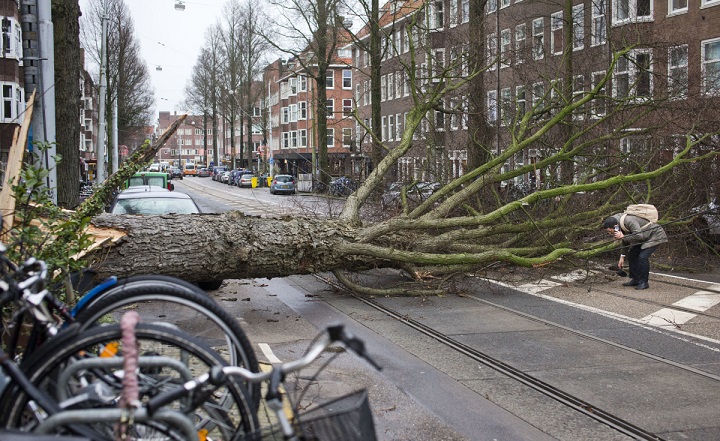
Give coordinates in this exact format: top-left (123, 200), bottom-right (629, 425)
top-left (87, 212), bottom-right (364, 281)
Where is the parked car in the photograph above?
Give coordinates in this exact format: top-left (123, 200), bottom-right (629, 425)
top-left (197, 167), bottom-right (212, 177)
top-left (228, 169), bottom-right (243, 186)
top-left (211, 166), bottom-right (228, 181)
top-left (238, 173), bottom-right (256, 188)
top-left (147, 163), bottom-right (161, 172)
top-left (220, 171), bottom-right (231, 184)
top-left (109, 186), bottom-right (200, 215)
top-left (381, 181), bottom-right (441, 209)
top-left (169, 167), bottom-right (184, 180)
top-left (269, 175), bottom-right (296, 195)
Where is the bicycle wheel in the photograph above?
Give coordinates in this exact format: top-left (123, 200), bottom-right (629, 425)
top-left (72, 275), bottom-right (260, 405)
top-left (5, 323), bottom-right (259, 440)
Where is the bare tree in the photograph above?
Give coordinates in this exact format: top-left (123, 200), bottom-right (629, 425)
top-left (262, 0), bottom-right (351, 187)
top-left (80, 0), bottom-right (154, 150)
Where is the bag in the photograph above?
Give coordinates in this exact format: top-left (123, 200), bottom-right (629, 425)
top-left (619, 204), bottom-right (658, 232)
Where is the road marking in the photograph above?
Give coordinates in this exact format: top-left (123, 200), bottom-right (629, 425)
top-left (477, 276), bottom-right (720, 348)
top-left (640, 285), bottom-right (720, 329)
top-left (258, 342), bottom-right (282, 363)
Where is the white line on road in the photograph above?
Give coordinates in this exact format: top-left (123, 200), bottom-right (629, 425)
top-left (258, 342), bottom-right (282, 364)
top-left (640, 285), bottom-right (720, 329)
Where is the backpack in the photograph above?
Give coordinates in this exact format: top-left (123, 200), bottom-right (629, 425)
top-left (619, 204), bottom-right (658, 232)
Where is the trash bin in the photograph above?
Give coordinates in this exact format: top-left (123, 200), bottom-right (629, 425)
top-left (251, 177), bottom-right (258, 188)
top-left (267, 176), bottom-right (273, 187)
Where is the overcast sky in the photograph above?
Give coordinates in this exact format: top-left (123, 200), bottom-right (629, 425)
top-left (119, 0), bottom-right (228, 122)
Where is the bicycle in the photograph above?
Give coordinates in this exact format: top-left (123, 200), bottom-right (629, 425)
top-left (1, 246), bottom-right (261, 405)
top-left (0, 246), bottom-right (258, 439)
top-left (146, 324), bottom-right (382, 441)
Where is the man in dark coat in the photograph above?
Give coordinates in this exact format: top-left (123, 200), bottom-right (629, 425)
top-left (603, 214), bottom-right (668, 290)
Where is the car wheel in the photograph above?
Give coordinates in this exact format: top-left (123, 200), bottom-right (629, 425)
top-left (197, 279), bottom-right (224, 291)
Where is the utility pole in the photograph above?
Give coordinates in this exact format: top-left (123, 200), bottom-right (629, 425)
top-left (96, 0), bottom-right (108, 184)
top-left (22, 0), bottom-right (57, 202)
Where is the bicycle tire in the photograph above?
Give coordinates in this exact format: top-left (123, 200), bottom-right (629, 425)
top-left (5, 323), bottom-right (259, 440)
top-left (73, 275), bottom-right (260, 406)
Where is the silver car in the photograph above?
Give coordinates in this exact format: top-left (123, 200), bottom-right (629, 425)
top-left (110, 186), bottom-right (200, 215)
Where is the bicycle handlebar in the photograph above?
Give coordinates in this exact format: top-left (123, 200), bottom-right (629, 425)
top-left (147, 324), bottom-right (380, 415)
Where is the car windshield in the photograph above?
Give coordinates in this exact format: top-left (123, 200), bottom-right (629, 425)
top-left (276, 176), bottom-right (293, 183)
top-left (112, 198), bottom-right (199, 215)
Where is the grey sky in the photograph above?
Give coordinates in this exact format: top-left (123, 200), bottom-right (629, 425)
top-left (123, 0), bottom-right (226, 121)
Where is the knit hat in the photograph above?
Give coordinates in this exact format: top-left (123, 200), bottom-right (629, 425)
top-left (602, 216), bottom-right (619, 229)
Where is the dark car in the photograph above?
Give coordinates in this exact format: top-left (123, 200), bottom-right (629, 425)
top-left (270, 175), bottom-right (296, 195)
top-left (211, 166), bottom-right (228, 181)
top-left (109, 186), bottom-right (200, 215)
top-left (169, 167), bottom-right (184, 180)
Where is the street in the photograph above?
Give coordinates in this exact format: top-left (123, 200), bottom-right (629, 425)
top-left (171, 178), bottom-right (720, 441)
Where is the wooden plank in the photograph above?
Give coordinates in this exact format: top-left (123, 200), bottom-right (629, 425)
top-left (0, 90), bottom-right (36, 240)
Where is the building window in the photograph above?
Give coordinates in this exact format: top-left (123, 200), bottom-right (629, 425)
top-left (669, 0), bottom-right (687, 14)
top-left (515, 24), bottom-right (526, 64)
top-left (430, 0), bottom-right (444, 29)
top-left (290, 131), bottom-right (298, 148)
top-left (613, 0), bottom-right (652, 24)
top-left (500, 29), bottom-right (511, 68)
top-left (500, 88), bottom-right (511, 126)
top-left (532, 82), bottom-right (545, 112)
top-left (573, 75), bottom-right (586, 120)
top-left (396, 113), bottom-right (402, 140)
top-left (702, 38), bottom-right (720, 96)
top-left (486, 0), bottom-right (497, 14)
top-left (516, 85), bottom-right (526, 118)
top-left (326, 128), bottom-right (335, 147)
top-left (343, 128), bottom-right (352, 147)
top-left (299, 129), bottom-right (307, 147)
top-left (389, 115), bottom-right (395, 138)
top-left (343, 99), bottom-right (353, 116)
top-left (299, 101), bottom-right (307, 120)
top-left (450, 0), bottom-right (458, 27)
top-left (381, 116), bottom-right (387, 141)
top-left (282, 132), bottom-right (289, 149)
top-left (551, 11), bottom-right (563, 55)
top-left (614, 50), bottom-right (652, 99)
top-left (592, 0), bottom-right (606, 47)
top-left (253, 106), bottom-right (261, 116)
top-left (592, 71), bottom-right (607, 118)
top-left (461, 0), bottom-right (469, 23)
top-left (532, 18), bottom-right (545, 60)
top-left (342, 69), bottom-right (352, 89)
top-left (573, 4), bottom-right (584, 50)
top-left (326, 99), bottom-right (335, 118)
top-left (395, 72), bottom-right (402, 99)
top-left (326, 70), bottom-right (334, 89)
top-left (487, 90), bottom-right (498, 123)
top-left (487, 33), bottom-right (498, 69)
top-left (388, 72), bottom-right (395, 98)
top-left (668, 45), bottom-right (688, 98)
top-left (381, 75), bottom-right (387, 101)
top-left (281, 107), bottom-right (289, 124)
top-left (500, 0), bottom-right (510, 8)
top-left (289, 104), bottom-right (298, 122)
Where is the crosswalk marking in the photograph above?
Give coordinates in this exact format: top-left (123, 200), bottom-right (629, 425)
top-left (640, 285), bottom-right (720, 328)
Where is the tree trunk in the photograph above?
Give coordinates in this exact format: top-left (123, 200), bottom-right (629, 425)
top-left (53, 0), bottom-right (82, 208)
top-left (87, 212), bottom-right (366, 281)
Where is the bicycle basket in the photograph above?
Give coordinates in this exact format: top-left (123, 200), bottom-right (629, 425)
top-left (239, 389), bottom-right (376, 441)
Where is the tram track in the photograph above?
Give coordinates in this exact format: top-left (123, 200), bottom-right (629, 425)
top-left (315, 273), bottom-right (720, 441)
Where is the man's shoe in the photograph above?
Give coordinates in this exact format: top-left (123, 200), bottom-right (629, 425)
top-left (635, 282), bottom-right (649, 290)
top-left (622, 280), bottom-right (639, 286)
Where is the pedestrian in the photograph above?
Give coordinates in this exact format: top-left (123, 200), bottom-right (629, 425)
top-left (602, 214), bottom-right (667, 290)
